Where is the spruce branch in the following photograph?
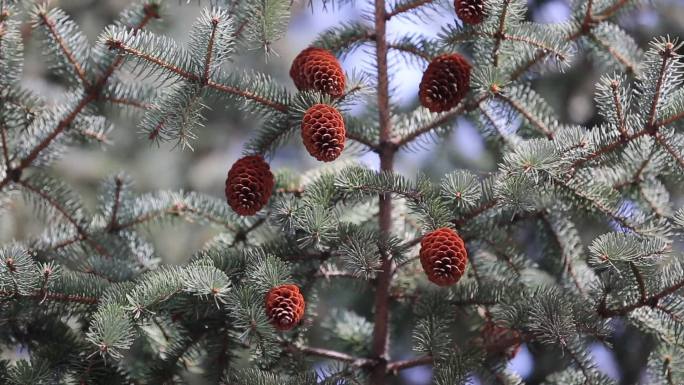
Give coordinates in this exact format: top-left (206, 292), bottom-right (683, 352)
top-left (0, 3), bottom-right (159, 192)
top-left (654, 132), bottom-right (684, 170)
top-left (386, 0), bottom-right (436, 20)
top-left (33, 7), bottom-right (91, 87)
top-left (386, 355), bottom-right (433, 373)
top-left (18, 178), bottom-right (111, 258)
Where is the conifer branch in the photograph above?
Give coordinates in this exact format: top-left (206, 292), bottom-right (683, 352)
top-left (494, 92), bottom-right (555, 139)
top-left (503, 34), bottom-right (569, 64)
top-left (453, 198), bottom-right (499, 227)
top-left (491, 0), bottom-right (512, 67)
top-left (511, 0), bottom-right (632, 79)
top-left (106, 40), bottom-right (288, 113)
top-left (386, 355), bottom-right (433, 372)
top-left (598, 278), bottom-right (684, 317)
top-left (286, 344), bottom-right (377, 367)
top-left (372, 1), bottom-right (396, 383)
top-left (569, 129), bottom-right (648, 173)
top-left (395, 96), bottom-right (486, 148)
top-left (18, 179), bottom-right (111, 258)
top-left (655, 110), bottom-right (684, 128)
top-left (588, 33), bottom-right (637, 74)
top-left (654, 133), bottom-right (684, 169)
top-left (0, 121), bottom-right (9, 167)
top-left (36, 10), bottom-right (90, 87)
top-left (386, 0), bottom-right (435, 20)
top-left (610, 80), bottom-right (628, 138)
top-left (646, 43), bottom-right (676, 131)
top-left (203, 16), bottom-right (219, 83)
top-left (0, 7), bottom-right (159, 192)
top-left (102, 97), bottom-right (152, 110)
top-left (0, 289), bottom-right (99, 305)
top-left (107, 176), bottom-right (124, 231)
top-left (630, 262), bottom-right (648, 302)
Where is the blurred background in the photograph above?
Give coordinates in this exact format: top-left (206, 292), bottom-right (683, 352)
top-left (1, 0), bottom-right (683, 383)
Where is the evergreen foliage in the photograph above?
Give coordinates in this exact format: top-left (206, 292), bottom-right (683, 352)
top-left (0, 0), bottom-right (683, 384)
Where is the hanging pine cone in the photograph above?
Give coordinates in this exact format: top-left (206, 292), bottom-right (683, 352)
top-left (301, 104), bottom-right (346, 162)
top-left (419, 227), bottom-right (468, 286)
top-left (419, 54), bottom-right (471, 113)
top-left (455, 0), bottom-right (487, 25)
top-left (265, 284), bottom-right (305, 331)
top-left (290, 47), bottom-right (346, 98)
top-left (225, 155), bottom-right (274, 216)
top-left (481, 321), bottom-right (522, 359)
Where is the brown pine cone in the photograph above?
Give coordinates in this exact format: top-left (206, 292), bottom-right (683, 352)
top-left (481, 321), bottom-right (522, 359)
top-left (301, 104), bottom-right (346, 162)
top-left (265, 284), bottom-right (305, 331)
top-left (225, 155), bottom-right (274, 216)
top-left (419, 54), bottom-right (472, 113)
top-left (419, 227), bottom-right (468, 286)
top-left (455, 0), bottom-right (487, 25)
top-left (290, 47), bottom-right (346, 98)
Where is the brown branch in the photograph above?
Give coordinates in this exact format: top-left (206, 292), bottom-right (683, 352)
top-left (106, 41), bottom-right (288, 113)
top-left (610, 80), bottom-right (628, 138)
top-left (0, 8), bottom-right (159, 192)
top-left (386, 355), bottom-right (433, 373)
top-left (0, 289), bottom-right (99, 305)
top-left (203, 16), bottom-right (219, 83)
top-left (385, 0), bottom-right (435, 20)
top-left (107, 176), bottom-right (123, 231)
top-left (387, 43), bottom-right (431, 61)
top-left (287, 344), bottom-right (377, 367)
top-left (598, 278), bottom-right (684, 317)
top-left (491, 0), bottom-right (511, 67)
top-left (654, 132), bottom-right (684, 169)
top-left (0, 121), bottom-right (9, 167)
top-left (395, 96), bottom-right (487, 148)
top-left (453, 199), bottom-right (499, 227)
top-left (630, 262), bottom-right (647, 302)
top-left (18, 179), bottom-right (111, 258)
top-left (495, 92), bottom-right (555, 139)
top-left (655, 110), bottom-right (684, 129)
top-left (37, 10), bottom-right (90, 87)
top-left (588, 33), bottom-right (637, 74)
top-left (503, 34), bottom-right (568, 63)
top-left (371, 1), bottom-right (397, 384)
top-left (569, 129), bottom-right (648, 172)
top-left (102, 97), bottom-right (152, 110)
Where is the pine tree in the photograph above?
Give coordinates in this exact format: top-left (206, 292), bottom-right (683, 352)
top-left (0, 0), bottom-right (683, 384)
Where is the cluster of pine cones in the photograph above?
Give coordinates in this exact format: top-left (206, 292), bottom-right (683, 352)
top-left (224, 1), bottom-right (487, 332)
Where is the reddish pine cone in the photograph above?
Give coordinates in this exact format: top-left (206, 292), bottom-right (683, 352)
top-left (419, 227), bottom-right (468, 286)
top-left (481, 322), bottom-right (522, 359)
top-left (301, 104), bottom-right (346, 162)
top-left (419, 54), bottom-right (472, 113)
top-left (265, 284), bottom-right (305, 331)
top-left (290, 47), bottom-right (346, 98)
top-left (225, 155), bottom-right (274, 216)
top-left (455, 0), bottom-right (486, 24)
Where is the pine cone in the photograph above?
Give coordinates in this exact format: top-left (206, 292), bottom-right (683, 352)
top-left (290, 47), bottom-right (346, 98)
top-left (225, 155), bottom-right (274, 216)
top-left (265, 284), bottom-right (305, 331)
top-left (455, 0), bottom-right (487, 25)
top-left (419, 227), bottom-right (468, 286)
top-left (481, 321), bottom-right (521, 359)
top-left (301, 104), bottom-right (346, 162)
top-left (419, 54), bottom-right (471, 113)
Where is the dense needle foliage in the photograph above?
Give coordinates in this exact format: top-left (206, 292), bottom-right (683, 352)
top-left (0, 0), bottom-right (683, 384)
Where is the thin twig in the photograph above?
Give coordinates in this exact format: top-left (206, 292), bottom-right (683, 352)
top-left (37, 10), bottom-right (90, 87)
